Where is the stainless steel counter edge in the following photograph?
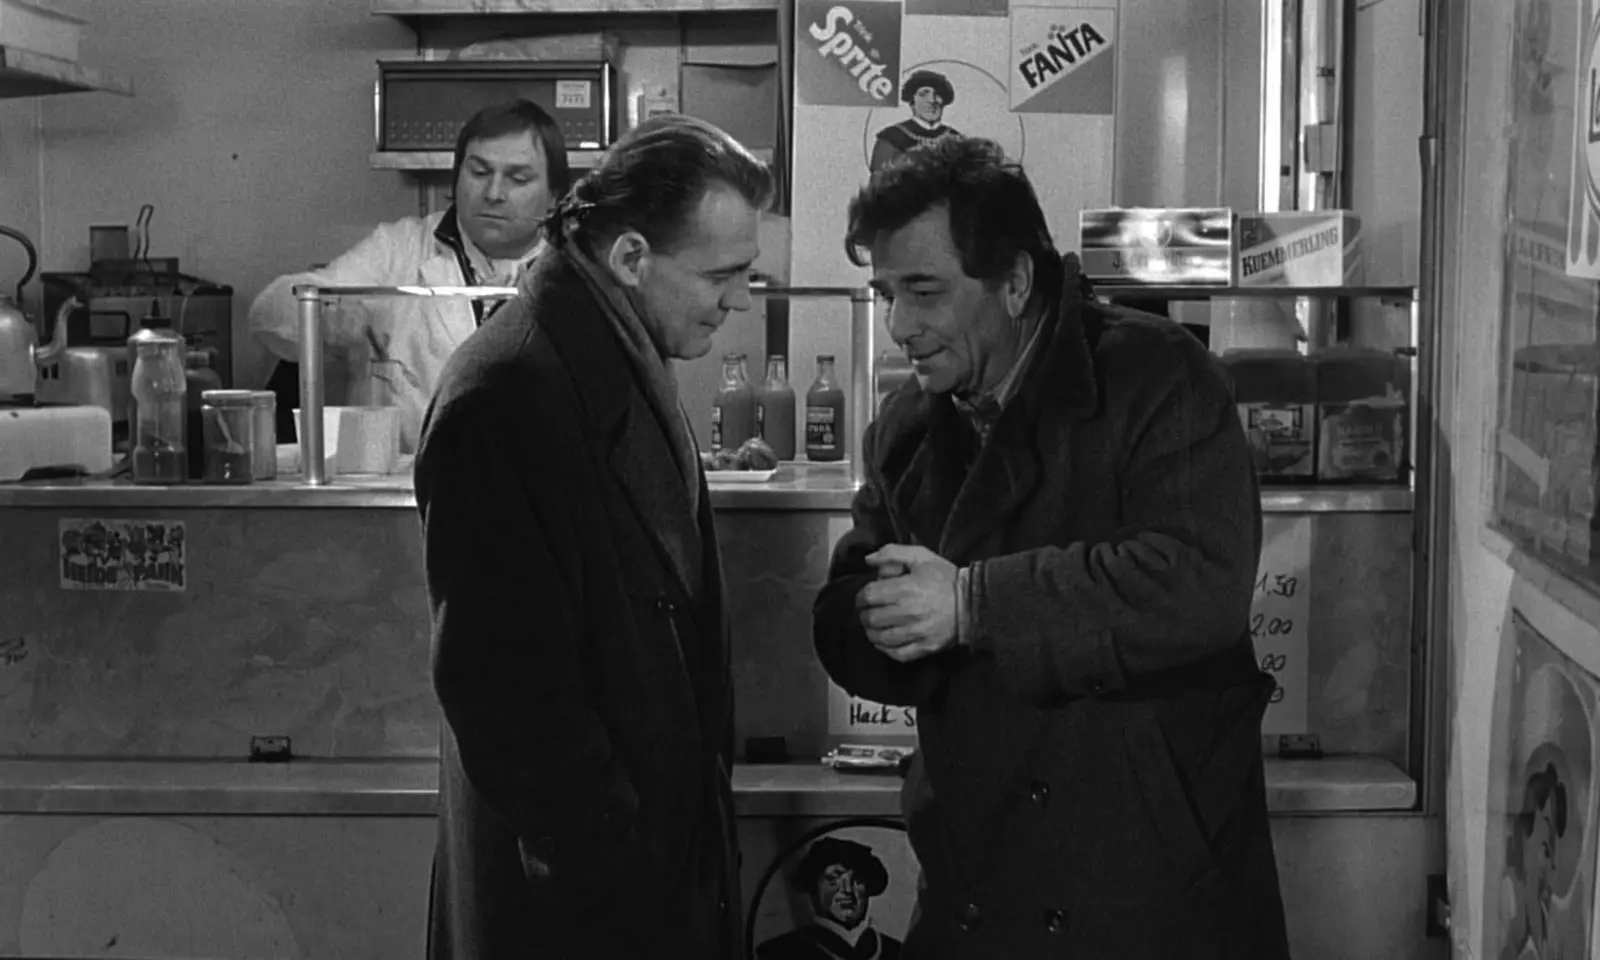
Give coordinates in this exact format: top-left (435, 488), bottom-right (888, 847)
top-left (0, 755), bottom-right (1414, 817)
top-left (0, 478), bottom-right (1415, 513)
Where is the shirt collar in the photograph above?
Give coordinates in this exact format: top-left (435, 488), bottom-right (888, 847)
top-left (448, 209), bottom-right (541, 286)
top-left (952, 314), bottom-right (1049, 422)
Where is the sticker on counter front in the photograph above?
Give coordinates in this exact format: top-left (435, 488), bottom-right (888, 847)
top-left (555, 80), bottom-right (592, 111)
top-left (1008, 6), bottom-right (1116, 115)
top-left (58, 518), bottom-right (186, 592)
top-left (829, 679), bottom-right (917, 740)
top-left (797, 0), bottom-right (904, 107)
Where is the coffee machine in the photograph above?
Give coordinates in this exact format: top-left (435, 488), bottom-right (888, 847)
top-left (40, 259), bottom-right (234, 444)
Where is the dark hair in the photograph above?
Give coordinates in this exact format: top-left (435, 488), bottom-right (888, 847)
top-left (790, 837), bottom-right (889, 898)
top-left (845, 136), bottom-right (1064, 308)
top-left (452, 99), bottom-right (572, 200)
top-left (545, 113), bottom-right (773, 255)
top-left (901, 69), bottom-right (955, 106)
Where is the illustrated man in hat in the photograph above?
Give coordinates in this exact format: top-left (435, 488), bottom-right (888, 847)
top-left (869, 69), bottom-right (961, 173)
top-left (757, 836), bottom-right (904, 960)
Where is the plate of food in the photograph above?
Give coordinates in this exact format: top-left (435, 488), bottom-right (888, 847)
top-left (701, 437), bottom-right (780, 482)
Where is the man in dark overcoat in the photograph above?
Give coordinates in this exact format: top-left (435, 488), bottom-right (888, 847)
top-left (415, 115), bottom-right (773, 959)
top-left (813, 136), bottom-right (1292, 958)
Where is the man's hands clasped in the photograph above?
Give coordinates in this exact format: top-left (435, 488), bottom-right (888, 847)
top-left (856, 544), bottom-right (961, 663)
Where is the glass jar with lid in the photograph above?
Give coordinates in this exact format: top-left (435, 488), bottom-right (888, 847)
top-left (200, 389), bottom-right (256, 484)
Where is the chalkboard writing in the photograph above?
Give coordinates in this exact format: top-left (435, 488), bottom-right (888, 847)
top-left (1252, 516), bottom-right (1311, 734)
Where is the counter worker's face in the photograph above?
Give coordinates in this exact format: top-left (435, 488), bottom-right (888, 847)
top-left (606, 183), bottom-right (762, 361)
top-left (869, 204), bottom-right (1032, 397)
top-left (911, 86), bottom-right (945, 125)
top-left (454, 129), bottom-right (554, 259)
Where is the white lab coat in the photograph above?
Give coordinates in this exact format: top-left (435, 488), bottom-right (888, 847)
top-left (248, 210), bottom-right (492, 455)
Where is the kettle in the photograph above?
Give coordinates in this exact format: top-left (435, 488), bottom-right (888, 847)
top-left (0, 225), bottom-right (80, 399)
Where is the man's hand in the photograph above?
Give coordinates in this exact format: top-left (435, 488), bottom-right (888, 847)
top-left (857, 544), bottom-right (960, 662)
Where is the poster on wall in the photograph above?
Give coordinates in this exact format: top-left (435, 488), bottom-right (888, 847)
top-left (790, 0), bottom-right (1117, 289)
top-left (749, 821), bottom-right (919, 958)
top-left (1484, 609), bottom-right (1600, 960)
top-left (1493, 0), bottom-right (1600, 595)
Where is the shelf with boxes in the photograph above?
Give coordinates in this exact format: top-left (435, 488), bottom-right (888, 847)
top-left (1081, 207), bottom-right (1420, 495)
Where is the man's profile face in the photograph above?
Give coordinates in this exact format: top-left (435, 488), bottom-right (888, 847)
top-left (911, 86), bottom-right (945, 124)
top-left (455, 130), bottom-right (553, 258)
top-left (634, 184), bottom-right (762, 361)
top-left (814, 863), bottom-right (869, 928)
top-left (869, 205), bottom-right (1021, 396)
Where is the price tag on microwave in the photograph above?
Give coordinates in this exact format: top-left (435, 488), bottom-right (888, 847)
top-left (556, 80), bottom-right (592, 110)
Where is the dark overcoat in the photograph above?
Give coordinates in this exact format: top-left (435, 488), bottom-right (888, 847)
top-left (416, 250), bottom-right (739, 959)
top-left (814, 281), bottom-right (1292, 959)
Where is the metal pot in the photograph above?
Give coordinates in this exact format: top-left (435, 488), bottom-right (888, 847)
top-left (0, 224), bottom-right (80, 399)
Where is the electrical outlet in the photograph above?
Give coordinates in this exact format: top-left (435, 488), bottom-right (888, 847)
top-left (1426, 873), bottom-right (1451, 937)
top-left (249, 736), bottom-right (292, 762)
top-left (1276, 734), bottom-right (1323, 759)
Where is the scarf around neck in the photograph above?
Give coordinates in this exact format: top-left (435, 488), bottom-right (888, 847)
top-left (561, 246), bottom-right (701, 517)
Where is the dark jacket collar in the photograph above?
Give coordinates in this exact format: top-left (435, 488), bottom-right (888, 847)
top-left (875, 270), bottom-right (1106, 563)
top-left (518, 250), bottom-right (708, 605)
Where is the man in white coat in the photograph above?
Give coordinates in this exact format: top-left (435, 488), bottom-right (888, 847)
top-left (248, 99), bottom-right (571, 453)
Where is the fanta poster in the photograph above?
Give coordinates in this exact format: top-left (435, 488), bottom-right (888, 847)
top-left (1009, 5), bottom-right (1116, 114)
top-left (797, 0), bottom-right (905, 108)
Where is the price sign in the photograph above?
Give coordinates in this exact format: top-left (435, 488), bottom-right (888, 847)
top-left (828, 681), bottom-right (918, 741)
top-left (1253, 516), bottom-right (1311, 735)
top-left (555, 80), bottom-right (592, 110)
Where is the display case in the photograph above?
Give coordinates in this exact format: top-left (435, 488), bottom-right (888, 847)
top-left (0, 279), bottom-right (1434, 955)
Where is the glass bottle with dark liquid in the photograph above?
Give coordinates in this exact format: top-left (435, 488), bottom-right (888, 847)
top-left (130, 336), bottom-right (187, 484)
top-left (805, 354), bottom-right (846, 462)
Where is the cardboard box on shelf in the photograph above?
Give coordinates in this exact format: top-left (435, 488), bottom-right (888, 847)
top-left (1236, 211), bottom-right (1363, 288)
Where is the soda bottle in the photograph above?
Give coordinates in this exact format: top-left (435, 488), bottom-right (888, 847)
top-left (755, 355), bottom-right (797, 460)
top-left (804, 354), bottom-right (846, 462)
top-left (711, 353), bottom-right (756, 452)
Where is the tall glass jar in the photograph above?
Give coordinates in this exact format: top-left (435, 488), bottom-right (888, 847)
top-left (130, 335), bottom-right (188, 484)
top-left (248, 390), bottom-right (278, 480)
top-left (200, 389), bottom-right (256, 485)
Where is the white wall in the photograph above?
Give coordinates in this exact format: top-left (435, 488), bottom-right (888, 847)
top-left (0, 98), bottom-right (43, 315)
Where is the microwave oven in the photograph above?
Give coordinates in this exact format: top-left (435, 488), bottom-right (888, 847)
top-left (376, 59), bottom-right (616, 152)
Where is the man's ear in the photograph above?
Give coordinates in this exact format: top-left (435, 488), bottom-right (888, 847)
top-left (606, 231), bottom-right (652, 288)
top-left (1004, 250), bottom-right (1035, 319)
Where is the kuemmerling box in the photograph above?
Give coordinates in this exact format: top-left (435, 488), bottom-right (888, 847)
top-left (1235, 211), bottom-right (1362, 288)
